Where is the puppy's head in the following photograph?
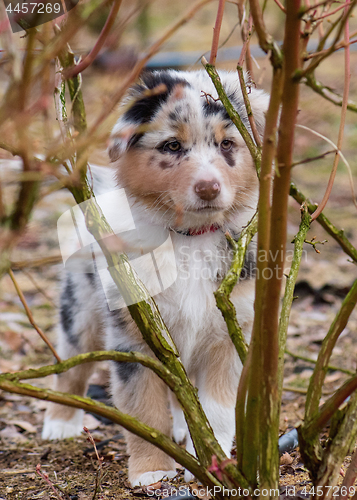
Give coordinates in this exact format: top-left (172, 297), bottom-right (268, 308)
top-left (109, 70), bottom-right (269, 232)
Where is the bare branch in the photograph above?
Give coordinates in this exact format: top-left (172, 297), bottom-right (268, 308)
top-left (8, 269), bottom-right (61, 363)
top-left (64, 0), bottom-right (123, 79)
top-left (237, 66), bottom-right (262, 147)
top-left (210, 0), bottom-right (226, 65)
top-left (311, 1), bottom-right (351, 221)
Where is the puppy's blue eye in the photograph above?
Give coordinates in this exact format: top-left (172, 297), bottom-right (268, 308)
top-left (164, 141), bottom-right (181, 153)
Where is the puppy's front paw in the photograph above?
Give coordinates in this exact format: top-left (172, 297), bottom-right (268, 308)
top-left (171, 405), bottom-right (188, 444)
top-left (184, 470), bottom-right (194, 483)
top-left (42, 410), bottom-right (84, 440)
top-left (173, 426), bottom-right (187, 444)
top-left (130, 470), bottom-right (177, 487)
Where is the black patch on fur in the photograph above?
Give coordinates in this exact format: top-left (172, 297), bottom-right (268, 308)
top-left (240, 246), bottom-right (256, 280)
top-left (86, 273), bottom-right (96, 285)
top-left (202, 100), bottom-right (230, 121)
top-left (124, 72), bottom-right (190, 126)
top-left (60, 275), bottom-right (78, 346)
top-left (109, 309), bottom-right (127, 331)
top-left (114, 346), bottom-right (141, 383)
top-left (227, 92), bottom-right (250, 128)
top-left (221, 148), bottom-right (236, 168)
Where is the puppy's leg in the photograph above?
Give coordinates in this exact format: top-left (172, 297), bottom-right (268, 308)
top-left (42, 273), bottom-right (103, 440)
top-left (111, 355), bottom-right (176, 486)
top-left (183, 337), bottom-right (243, 481)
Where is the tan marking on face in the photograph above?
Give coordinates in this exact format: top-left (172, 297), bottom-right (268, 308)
top-left (213, 121), bottom-right (228, 144)
top-left (171, 83), bottom-right (186, 100)
top-left (170, 120), bottom-right (190, 142)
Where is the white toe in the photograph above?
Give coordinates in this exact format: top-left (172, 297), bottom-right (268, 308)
top-left (184, 469), bottom-right (195, 482)
top-left (42, 410), bottom-right (84, 440)
top-left (171, 404), bottom-right (188, 444)
top-left (173, 426), bottom-right (187, 444)
top-left (130, 470), bottom-right (177, 487)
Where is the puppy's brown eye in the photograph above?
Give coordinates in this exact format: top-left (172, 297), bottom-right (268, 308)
top-left (165, 141), bottom-right (181, 152)
top-left (220, 139), bottom-right (233, 151)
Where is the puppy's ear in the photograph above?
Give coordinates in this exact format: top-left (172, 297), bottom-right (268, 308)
top-left (221, 72), bottom-right (270, 140)
top-left (108, 138), bottom-right (123, 163)
top-left (247, 88), bottom-right (270, 139)
top-left (108, 123), bottom-right (139, 162)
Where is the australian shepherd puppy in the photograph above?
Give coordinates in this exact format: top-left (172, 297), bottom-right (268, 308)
top-left (42, 70), bottom-right (268, 486)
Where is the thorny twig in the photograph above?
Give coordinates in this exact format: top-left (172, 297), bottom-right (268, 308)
top-left (272, 0), bottom-right (286, 13)
top-left (285, 350), bottom-right (355, 377)
top-left (304, 236), bottom-right (328, 254)
top-left (303, 0), bottom-right (349, 14)
top-left (291, 149), bottom-right (336, 167)
top-left (304, 35), bottom-right (357, 61)
top-left (296, 124), bottom-right (357, 211)
top-left (8, 269), bottom-right (61, 362)
top-left (237, 66), bottom-right (262, 147)
top-left (290, 181), bottom-right (357, 263)
top-left (210, 0), bottom-right (226, 65)
top-left (10, 255), bottom-right (63, 269)
top-left (84, 427), bottom-right (105, 500)
top-left (295, 0), bottom-right (357, 80)
top-left (64, 0), bottom-right (123, 79)
top-left (20, 268), bottom-right (56, 307)
top-left (36, 464), bottom-right (65, 500)
top-left (237, 13), bottom-right (253, 67)
top-left (311, 0), bottom-right (352, 221)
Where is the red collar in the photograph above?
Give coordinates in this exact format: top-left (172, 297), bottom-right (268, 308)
top-left (175, 224), bottom-right (221, 236)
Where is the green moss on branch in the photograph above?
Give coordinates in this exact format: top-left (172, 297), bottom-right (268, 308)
top-left (214, 213), bottom-right (258, 364)
top-left (289, 182), bottom-right (357, 263)
top-left (0, 378), bottom-right (222, 488)
top-left (278, 206), bottom-right (311, 397)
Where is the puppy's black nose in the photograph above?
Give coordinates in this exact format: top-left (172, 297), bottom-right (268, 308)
top-left (194, 180), bottom-right (221, 201)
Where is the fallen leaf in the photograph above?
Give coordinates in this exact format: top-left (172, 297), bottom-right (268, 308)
top-left (190, 482), bottom-right (211, 500)
top-left (280, 452), bottom-right (294, 465)
top-left (0, 425), bottom-right (29, 443)
top-left (11, 419), bottom-right (37, 433)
